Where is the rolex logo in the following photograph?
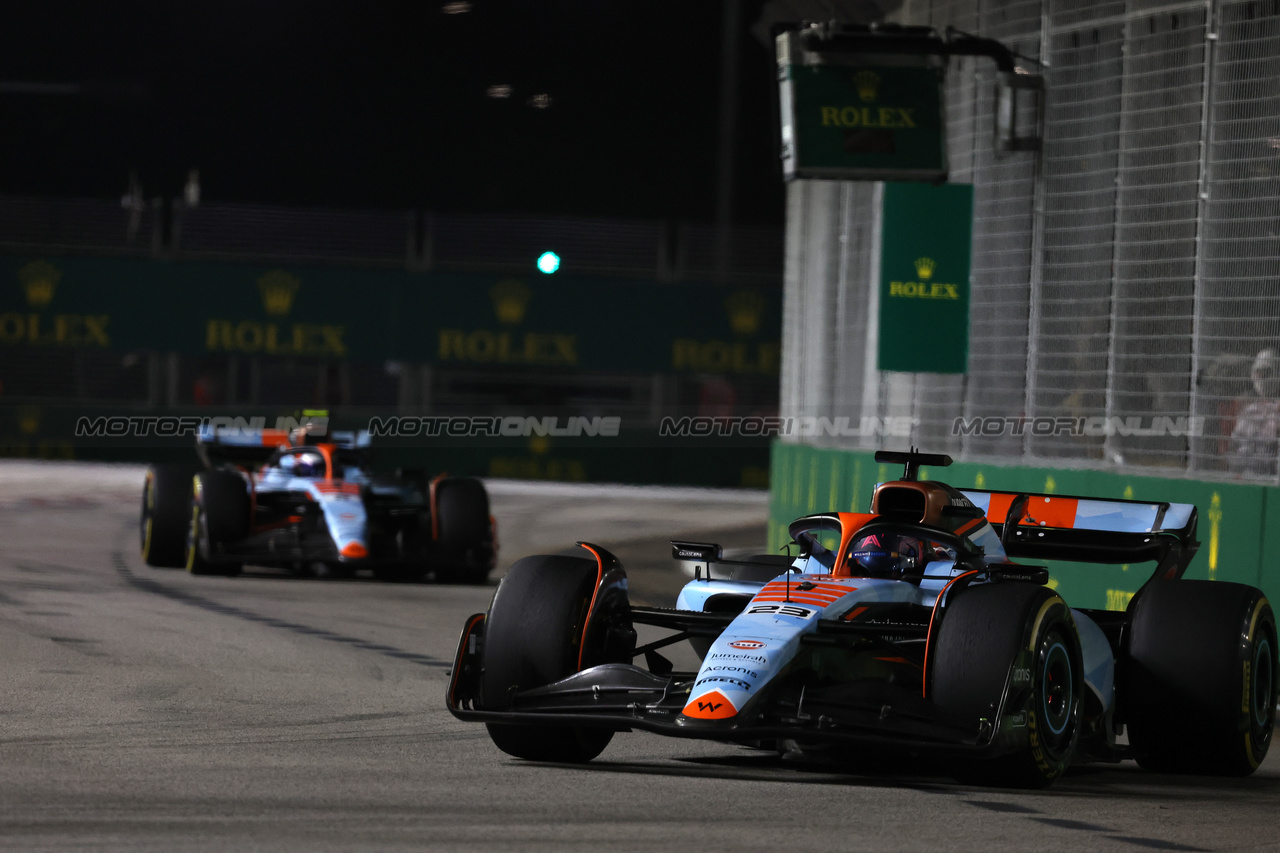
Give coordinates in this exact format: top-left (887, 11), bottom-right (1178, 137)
top-left (854, 70), bottom-right (881, 103)
top-left (490, 278), bottom-right (530, 325)
top-left (914, 257), bottom-right (936, 280)
top-left (726, 290), bottom-right (765, 336)
top-left (258, 271), bottom-right (300, 315)
top-left (18, 261), bottom-right (60, 308)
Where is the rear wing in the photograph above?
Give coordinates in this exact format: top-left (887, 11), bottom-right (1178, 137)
top-left (960, 489), bottom-right (1199, 580)
top-left (195, 426), bottom-right (370, 468)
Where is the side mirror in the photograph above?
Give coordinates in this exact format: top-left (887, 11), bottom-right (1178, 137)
top-left (795, 531), bottom-right (820, 558)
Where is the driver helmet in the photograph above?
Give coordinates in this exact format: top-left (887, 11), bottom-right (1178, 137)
top-left (290, 451), bottom-right (325, 478)
top-left (847, 532), bottom-right (921, 580)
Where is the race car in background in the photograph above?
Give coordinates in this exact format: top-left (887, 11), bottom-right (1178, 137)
top-left (448, 449), bottom-right (1276, 787)
top-left (141, 426), bottom-right (496, 582)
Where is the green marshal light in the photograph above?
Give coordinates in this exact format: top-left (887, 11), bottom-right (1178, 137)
top-left (537, 251), bottom-right (561, 274)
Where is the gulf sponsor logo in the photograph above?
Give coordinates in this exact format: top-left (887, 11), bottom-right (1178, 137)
top-left (728, 639), bottom-right (766, 650)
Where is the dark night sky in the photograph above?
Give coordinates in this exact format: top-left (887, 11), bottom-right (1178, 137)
top-left (0, 1), bottom-right (786, 224)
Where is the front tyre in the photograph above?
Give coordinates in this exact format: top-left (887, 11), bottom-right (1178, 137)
top-left (931, 583), bottom-right (1082, 788)
top-left (480, 554), bottom-right (627, 762)
top-left (185, 471), bottom-right (249, 577)
top-left (1125, 580), bottom-right (1276, 775)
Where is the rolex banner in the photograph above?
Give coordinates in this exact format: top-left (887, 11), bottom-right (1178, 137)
top-left (877, 182), bottom-right (973, 374)
top-left (778, 63), bottom-right (947, 182)
top-left (0, 257), bottom-right (781, 376)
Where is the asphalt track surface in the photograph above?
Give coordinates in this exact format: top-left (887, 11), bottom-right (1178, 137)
top-left (1, 462), bottom-right (1278, 852)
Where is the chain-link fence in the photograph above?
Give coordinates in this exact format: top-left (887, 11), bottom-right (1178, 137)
top-left (781, 0), bottom-right (1280, 483)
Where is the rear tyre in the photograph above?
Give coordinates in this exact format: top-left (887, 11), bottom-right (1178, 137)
top-left (1126, 580), bottom-right (1276, 775)
top-left (932, 583), bottom-right (1081, 788)
top-left (185, 471), bottom-right (249, 577)
top-left (434, 478), bottom-right (493, 584)
top-left (481, 554), bottom-right (622, 762)
top-left (141, 464), bottom-right (199, 568)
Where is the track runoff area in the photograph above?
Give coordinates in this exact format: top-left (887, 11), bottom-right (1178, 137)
top-left (1, 460), bottom-right (1277, 852)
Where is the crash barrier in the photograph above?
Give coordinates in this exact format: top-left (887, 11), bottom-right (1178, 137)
top-left (768, 441), bottom-right (1276, 611)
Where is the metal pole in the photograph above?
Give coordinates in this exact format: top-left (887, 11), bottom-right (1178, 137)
top-left (714, 0), bottom-right (742, 283)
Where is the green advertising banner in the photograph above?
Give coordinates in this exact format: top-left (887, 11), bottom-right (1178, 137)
top-left (780, 64), bottom-right (946, 181)
top-left (878, 182), bottom-right (972, 374)
top-left (0, 256), bottom-right (780, 375)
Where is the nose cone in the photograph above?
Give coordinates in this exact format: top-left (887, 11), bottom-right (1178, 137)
top-left (340, 541), bottom-right (368, 560)
top-left (681, 689), bottom-right (737, 721)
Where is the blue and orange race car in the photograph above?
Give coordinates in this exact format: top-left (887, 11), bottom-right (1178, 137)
top-left (141, 426), bottom-right (495, 582)
top-left (448, 450), bottom-right (1275, 786)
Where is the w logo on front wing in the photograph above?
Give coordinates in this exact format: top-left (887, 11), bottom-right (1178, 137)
top-left (682, 690), bottom-right (737, 720)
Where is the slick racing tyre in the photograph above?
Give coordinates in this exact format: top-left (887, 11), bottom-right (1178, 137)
top-left (480, 554), bottom-right (630, 762)
top-left (931, 583), bottom-right (1082, 788)
top-left (185, 471), bottom-right (249, 577)
top-left (141, 464), bottom-right (198, 568)
top-left (434, 477), bottom-right (493, 585)
top-left (435, 477), bottom-right (490, 548)
top-left (1125, 580), bottom-right (1277, 775)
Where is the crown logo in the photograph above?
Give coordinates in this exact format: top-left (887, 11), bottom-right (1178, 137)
top-left (854, 70), bottom-right (881, 103)
top-left (17, 405), bottom-right (40, 435)
top-left (914, 257), bottom-right (936, 280)
top-left (725, 290), bottom-right (765, 336)
top-left (258, 271), bottom-right (300, 315)
top-left (18, 261), bottom-right (60, 308)
top-left (491, 279), bottom-right (530, 325)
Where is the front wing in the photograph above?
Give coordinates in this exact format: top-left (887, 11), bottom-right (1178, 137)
top-left (446, 610), bottom-right (1036, 757)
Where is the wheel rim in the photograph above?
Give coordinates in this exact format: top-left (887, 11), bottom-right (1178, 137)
top-left (1040, 634), bottom-right (1075, 743)
top-left (1254, 635), bottom-right (1274, 730)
